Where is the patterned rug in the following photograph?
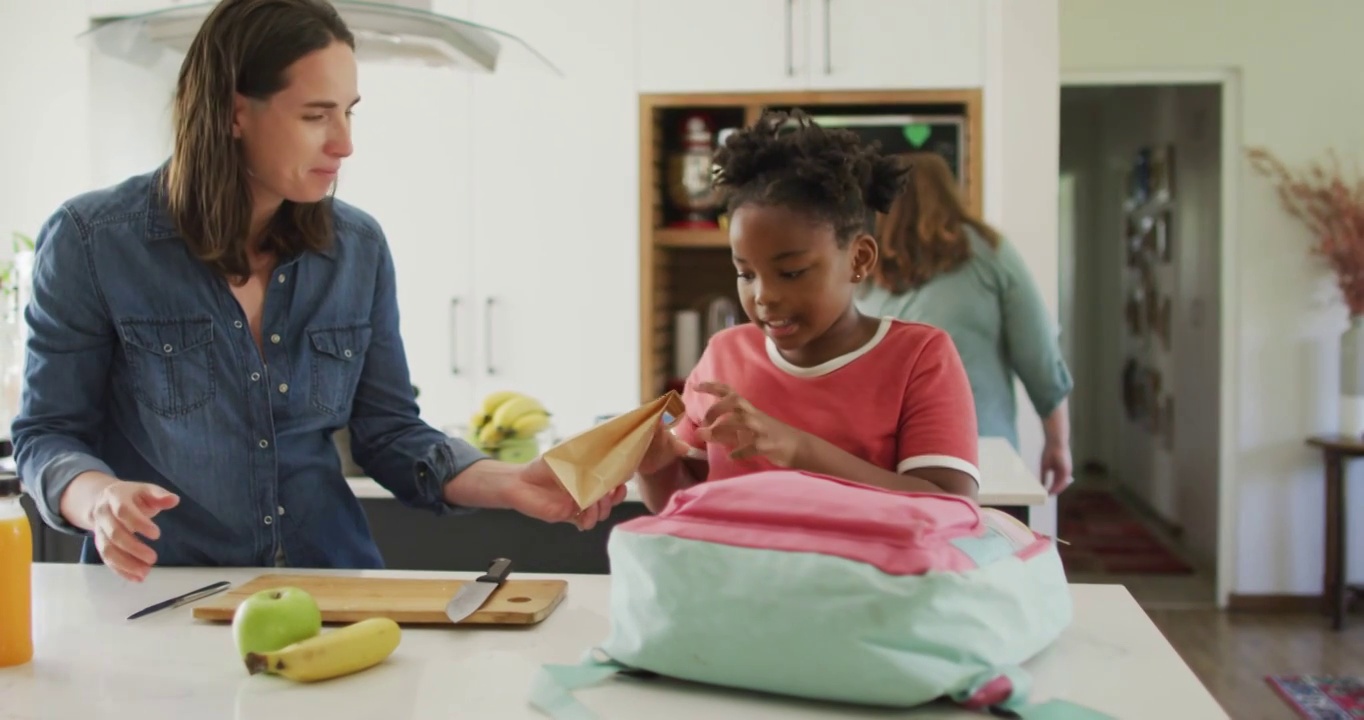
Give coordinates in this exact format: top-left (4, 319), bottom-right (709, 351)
top-left (1266, 675), bottom-right (1364, 719)
top-left (1056, 485), bottom-right (1194, 574)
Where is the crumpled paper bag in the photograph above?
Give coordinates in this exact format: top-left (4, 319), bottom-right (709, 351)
top-left (542, 391), bottom-right (686, 510)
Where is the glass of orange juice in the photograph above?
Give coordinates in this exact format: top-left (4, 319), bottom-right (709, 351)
top-left (0, 471), bottom-right (32, 667)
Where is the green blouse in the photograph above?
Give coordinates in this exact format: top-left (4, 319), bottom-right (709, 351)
top-left (856, 229), bottom-right (1073, 449)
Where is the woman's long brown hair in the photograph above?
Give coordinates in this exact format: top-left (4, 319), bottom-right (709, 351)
top-left (163, 0), bottom-right (353, 284)
top-left (872, 152), bottom-right (1001, 294)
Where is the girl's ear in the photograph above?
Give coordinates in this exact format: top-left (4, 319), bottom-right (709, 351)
top-left (850, 233), bottom-right (878, 283)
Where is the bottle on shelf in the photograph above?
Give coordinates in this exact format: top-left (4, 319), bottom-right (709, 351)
top-left (0, 471), bottom-right (33, 668)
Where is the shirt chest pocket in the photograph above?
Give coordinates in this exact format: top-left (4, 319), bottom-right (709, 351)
top-left (118, 317), bottom-right (217, 418)
top-left (308, 323), bottom-right (372, 416)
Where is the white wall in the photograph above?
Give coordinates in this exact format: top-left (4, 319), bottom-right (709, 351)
top-left (984, 0), bottom-right (1061, 535)
top-left (1063, 0), bottom-right (1364, 595)
top-left (0, 2), bottom-right (92, 256)
top-left (1060, 86), bottom-right (1222, 572)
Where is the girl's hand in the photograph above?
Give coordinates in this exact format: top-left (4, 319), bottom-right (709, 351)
top-left (695, 382), bottom-right (808, 467)
top-left (638, 420), bottom-right (694, 476)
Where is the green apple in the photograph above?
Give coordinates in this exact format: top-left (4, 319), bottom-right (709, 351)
top-left (496, 436), bottom-right (540, 464)
top-left (231, 586), bottom-right (323, 660)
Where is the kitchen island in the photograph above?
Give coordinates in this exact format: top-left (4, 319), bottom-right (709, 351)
top-left (21, 438), bottom-right (1050, 574)
top-left (1, 564), bottom-right (1228, 719)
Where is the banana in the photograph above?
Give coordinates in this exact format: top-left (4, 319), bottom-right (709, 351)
top-left (480, 390), bottom-right (526, 417)
top-left (508, 410), bottom-right (550, 438)
top-left (478, 420), bottom-right (507, 448)
top-left (470, 391), bottom-right (528, 434)
top-left (244, 617), bottom-right (402, 683)
top-left (490, 395), bottom-right (547, 431)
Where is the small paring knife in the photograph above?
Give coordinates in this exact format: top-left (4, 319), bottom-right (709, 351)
top-left (127, 580), bottom-right (231, 620)
top-left (444, 558), bottom-right (512, 623)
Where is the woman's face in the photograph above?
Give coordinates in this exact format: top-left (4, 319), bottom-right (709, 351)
top-left (233, 40), bottom-right (358, 207)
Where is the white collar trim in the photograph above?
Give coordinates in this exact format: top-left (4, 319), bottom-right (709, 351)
top-left (765, 316), bottom-right (892, 378)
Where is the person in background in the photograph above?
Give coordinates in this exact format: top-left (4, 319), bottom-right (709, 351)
top-left (857, 152), bottom-right (1075, 495)
top-left (11, 0), bottom-right (624, 583)
top-left (635, 111), bottom-right (982, 513)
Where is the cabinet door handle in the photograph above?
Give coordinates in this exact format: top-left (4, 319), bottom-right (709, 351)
top-left (484, 297), bottom-right (497, 376)
top-left (823, 0), bottom-right (832, 75)
top-left (785, 0), bottom-right (795, 77)
top-left (449, 297), bottom-right (461, 376)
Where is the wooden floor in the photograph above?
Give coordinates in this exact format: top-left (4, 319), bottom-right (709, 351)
top-left (1144, 605), bottom-right (1364, 719)
top-left (1058, 480), bottom-right (1363, 718)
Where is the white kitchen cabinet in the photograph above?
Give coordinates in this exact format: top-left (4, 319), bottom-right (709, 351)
top-left (636, 0), bottom-right (808, 93)
top-left (806, 0), bottom-right (984, 90)
top-left (637, 0), bottom-right (985, 93)
top-left (464, 0), bottom-right (640, 437)
top-left (348, 0), bottom-right (639, 439)
top-left (86, 0), bottom-right (196, 19)
top-left (337, 59), bottom-right (477, 436)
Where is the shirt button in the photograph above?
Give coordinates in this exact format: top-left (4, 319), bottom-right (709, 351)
top-left (162, 344), bottom-right (173, 353)
top-left (278, 383), bottom-right (289, 393)
top-left (250, 372), bottom-right (261, 382)
top-left (343, 349), bottom-right (353, 358)
top-left (263, 515), bottom-right (273, 525)
top-left (234, 320), bottom-right (243, 329)
top-left (258, 439), bottom-right (269, 449)
top-left (277, 274), bottom-right (286, 284)
top-left (270, 334), bottom-right (281, 344)
top-left (277, 506), bottom-right (286, 516)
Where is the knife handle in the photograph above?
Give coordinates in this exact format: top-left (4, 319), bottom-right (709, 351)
top-left (478, 557), bottom-right (512, 584)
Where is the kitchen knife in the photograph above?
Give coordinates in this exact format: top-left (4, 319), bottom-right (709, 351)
top-left (444, 557), bottom-right (512, 623)
top-left (127, 580), bottom-right (231, 620)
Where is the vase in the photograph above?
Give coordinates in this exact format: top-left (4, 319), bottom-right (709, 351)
top-left (1341, 316), bottom-right (1364, 437)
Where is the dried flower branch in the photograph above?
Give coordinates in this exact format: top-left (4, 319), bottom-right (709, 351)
top-left (1247, 146), bottom-right (1364, 315)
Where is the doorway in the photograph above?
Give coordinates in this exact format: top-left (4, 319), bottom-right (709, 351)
top-left (1057, 82), bottom-right (1226, 606)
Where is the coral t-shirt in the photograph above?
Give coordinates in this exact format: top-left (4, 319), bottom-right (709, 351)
top-left (674, 317), bottom-right (981, 485)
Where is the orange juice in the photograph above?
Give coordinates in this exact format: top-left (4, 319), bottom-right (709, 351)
top-left (0, 473), bottom-right (32, 668)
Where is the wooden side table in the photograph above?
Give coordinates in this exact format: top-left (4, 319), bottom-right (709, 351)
top-left (1307, 435), bottom-right (1364, 630)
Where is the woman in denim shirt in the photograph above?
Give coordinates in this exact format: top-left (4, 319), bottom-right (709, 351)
top-left (857, 153), bottom-right (1075, 494)
top-left (11, 0), bottom-right (625, 583)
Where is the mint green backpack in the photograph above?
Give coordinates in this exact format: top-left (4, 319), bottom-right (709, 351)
top-left (529, 470), bottom-right (1113, 718)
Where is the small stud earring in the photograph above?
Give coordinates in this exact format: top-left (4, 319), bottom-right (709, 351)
top-left (854, 273), bottom-right (863, 281)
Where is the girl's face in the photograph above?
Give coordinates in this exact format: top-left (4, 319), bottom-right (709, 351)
top-left (729, 204), bottom-right (878, 367)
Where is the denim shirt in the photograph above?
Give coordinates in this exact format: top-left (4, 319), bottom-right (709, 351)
top-left (12, 166), bottom-right (487, 569)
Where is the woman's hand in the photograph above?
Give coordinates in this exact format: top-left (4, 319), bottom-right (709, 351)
top-left (505, 457), bottom-right (626, 531)
top-left (695, 382), bottom-right (809, 467)
top-left (87, 480), bottom-right (180, 583)
top-left (1040, 439), bottom-right (1073, 495)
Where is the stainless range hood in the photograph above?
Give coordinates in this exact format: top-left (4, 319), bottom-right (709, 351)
top-left (81, 0), bottom-right (561, 75)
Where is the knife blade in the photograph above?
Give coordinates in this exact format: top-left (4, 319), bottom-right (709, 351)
top-left (444, 557), bottom-right (512, 623)
top-left (127, 580), bottom-right (231, 620)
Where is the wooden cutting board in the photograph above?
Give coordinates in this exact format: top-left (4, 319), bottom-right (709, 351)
top-left (190, 573), bottom-right (568, 626)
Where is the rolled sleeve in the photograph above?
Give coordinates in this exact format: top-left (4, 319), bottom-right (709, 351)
top-left (345, 224), bottom-right (489, 515)
top-left (11, 206), bottom-right (117, 536)
top-left (997, 240), bottom-right (1074, 417)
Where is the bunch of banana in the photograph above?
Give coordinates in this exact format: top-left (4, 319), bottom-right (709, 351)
top-left (468, 390), bottom-right (551, 450)
top-left (244, 616), bottom-right (402, 683)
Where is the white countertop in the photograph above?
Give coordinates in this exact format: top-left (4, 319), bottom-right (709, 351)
top-left (1, 564), bottom-right (1227, 719)
top-left (348, 436), bottom-right (1047, 507)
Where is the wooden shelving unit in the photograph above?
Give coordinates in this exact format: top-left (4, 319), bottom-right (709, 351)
top-left (637, 90), bottom-right (984, 403)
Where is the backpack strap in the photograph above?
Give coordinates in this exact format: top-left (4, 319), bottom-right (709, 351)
top-left (953, 666), bottom-right (1117, 720)
top-left (528, 649), bottom-right (623, 720)
top-left (529, 656), bottom-right (1115, 720)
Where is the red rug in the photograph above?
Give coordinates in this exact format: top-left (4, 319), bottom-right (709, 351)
top-left (1056, 486), bottom-right (1194, 574)
top-left (1266, 675), bottom-right (1364, 719)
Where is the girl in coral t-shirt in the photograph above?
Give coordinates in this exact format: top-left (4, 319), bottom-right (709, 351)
top-left (637, 110), bottom-right (981, 513)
